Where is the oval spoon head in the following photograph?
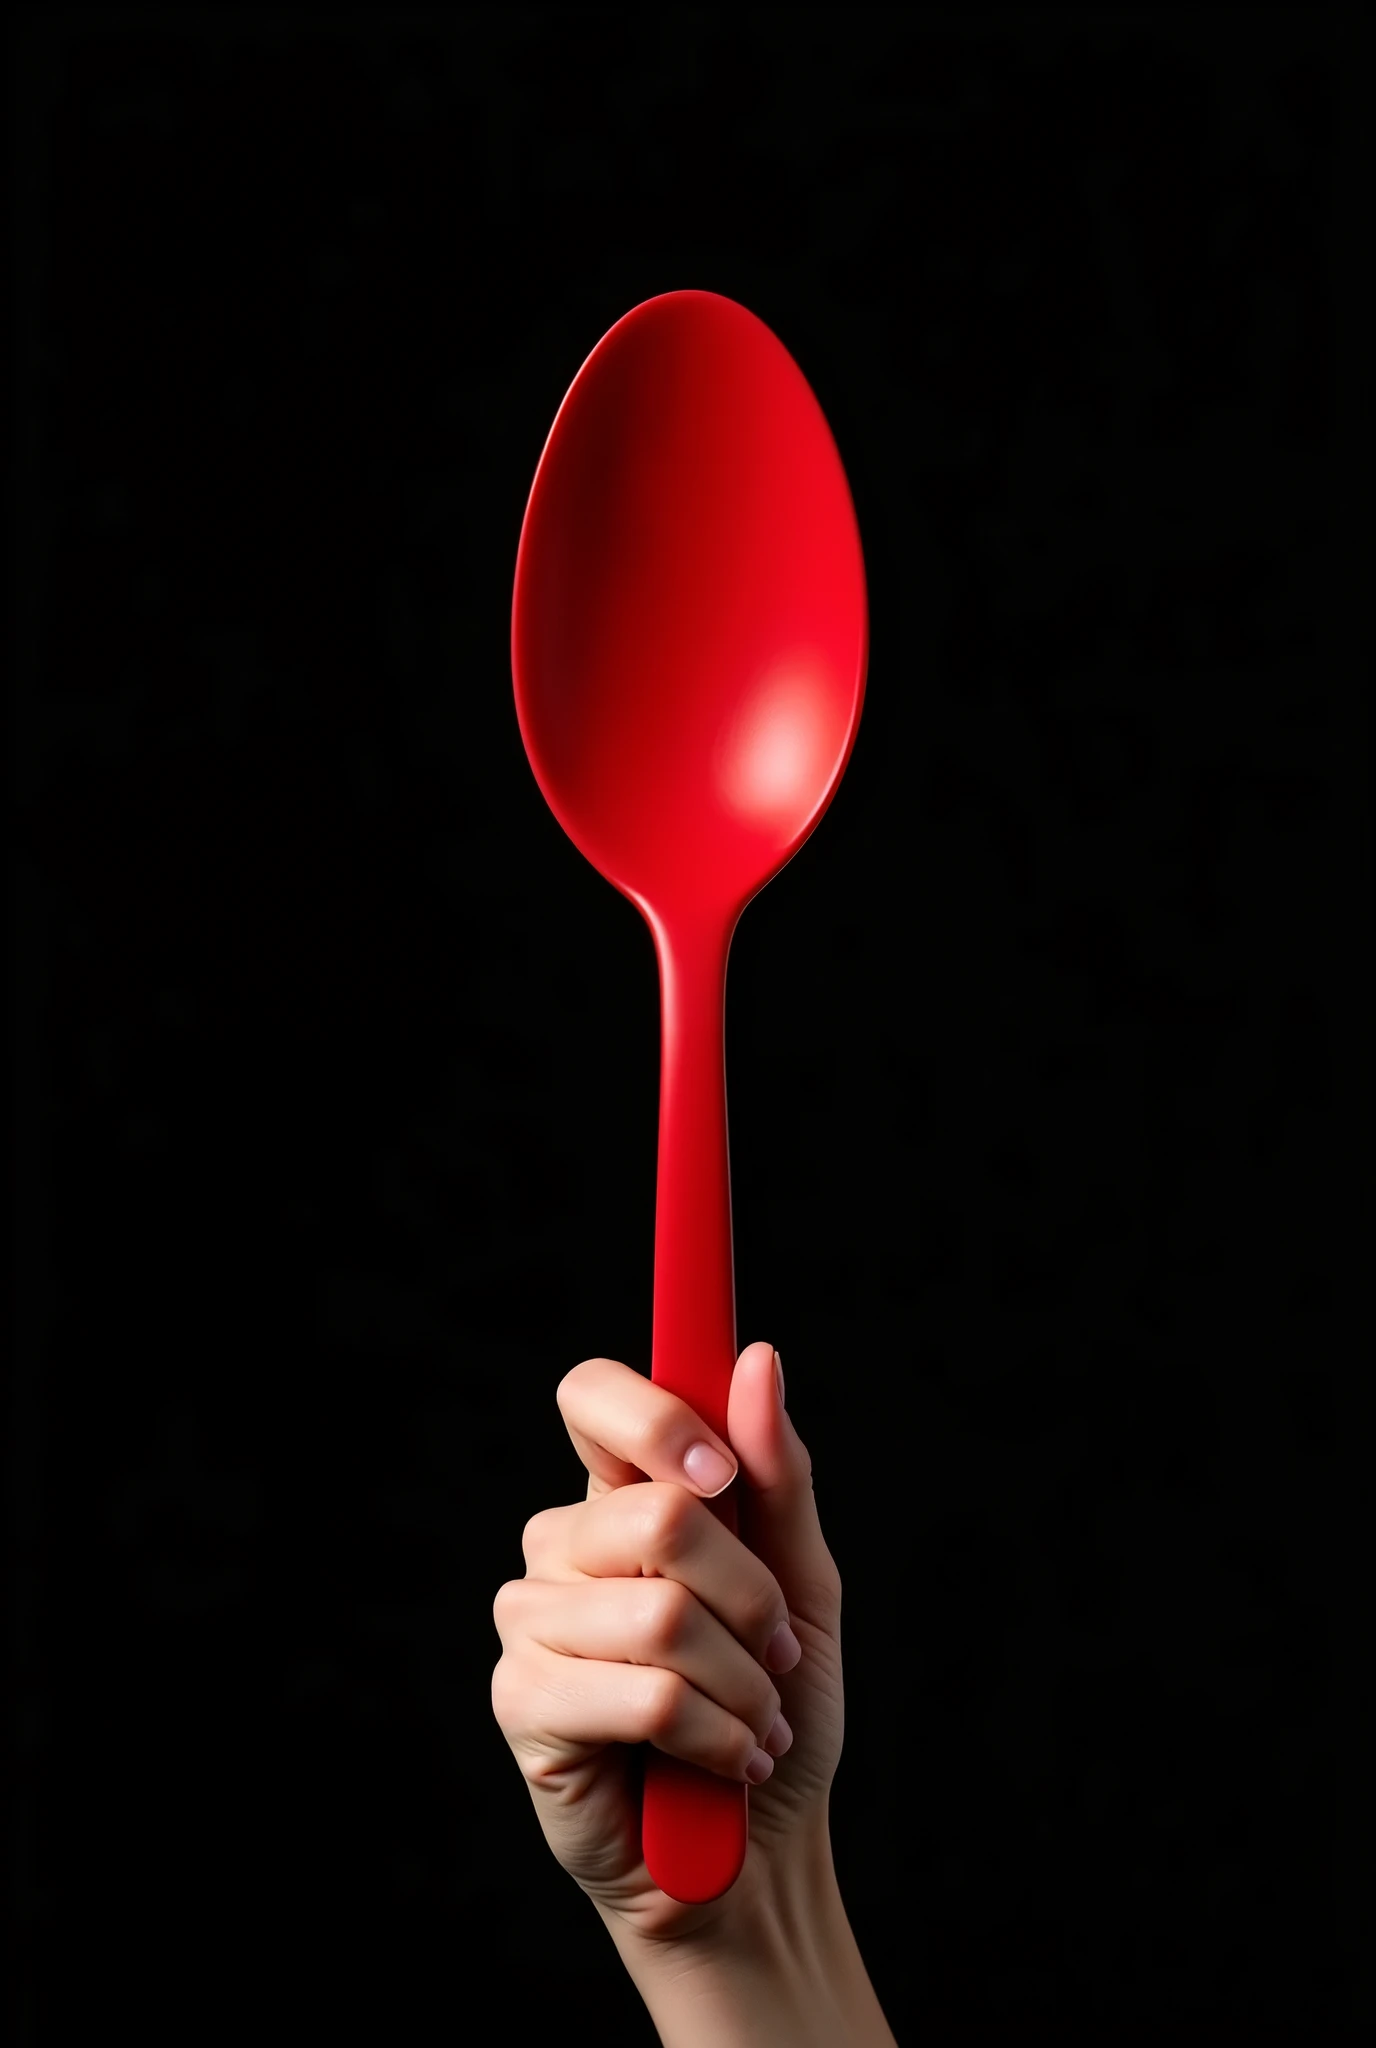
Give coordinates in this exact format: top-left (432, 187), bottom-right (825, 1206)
top-left (512, 290), bottom-right (867, 926)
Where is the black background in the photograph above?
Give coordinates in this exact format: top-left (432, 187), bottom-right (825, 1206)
top-left (8, 7), bottom-right (1371, 2043)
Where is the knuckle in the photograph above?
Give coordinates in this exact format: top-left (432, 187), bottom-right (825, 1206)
top-left (639, 1578), bottom-right (694, 1658)
top-left (521, 1507), bottom-right (554, 1564)
top-left (491, 1579), bottom-right (523, 1636)
top-left (641, 1667), bottom-right (688, 1743)
top-left (489, 1653), bottom-right (522, 1732)
top-left (638, 1481), bottom-right (697, 1559)
top-left (557, 1356), bottom-right (615, 1410)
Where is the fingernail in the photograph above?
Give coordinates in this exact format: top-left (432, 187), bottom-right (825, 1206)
top-left (745, 1747), bottom-right (774, 1784)
top-left (764, 1711), bottom-right (793, 1758)
top-left (764, 1620), bottom-right (802, 1673)
top-left (683, 1442), bottom-right (736, 1496)
top-left (774, 1349), bottom-right (785, 1406)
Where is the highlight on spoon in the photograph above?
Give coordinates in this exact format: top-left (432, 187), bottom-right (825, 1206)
top-left (511, 289), bottom-right (867, 920)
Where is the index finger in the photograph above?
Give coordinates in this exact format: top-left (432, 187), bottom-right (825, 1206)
top-left (557, 1356), bottom-right (740, 1503)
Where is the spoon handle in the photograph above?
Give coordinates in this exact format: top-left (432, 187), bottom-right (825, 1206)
top-left (641, 910), bottom-right (749, 1903)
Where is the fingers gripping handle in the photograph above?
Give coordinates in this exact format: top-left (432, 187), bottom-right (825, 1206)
top-left (642, 911), bottom-right (748, 1903)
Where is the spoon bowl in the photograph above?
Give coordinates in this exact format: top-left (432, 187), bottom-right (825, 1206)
top-left (512, 291), bottom-right (867, 1905)
top-left (513, 290), bottom-right (867, 922)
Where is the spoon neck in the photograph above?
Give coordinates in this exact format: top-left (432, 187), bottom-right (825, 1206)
top-left (643, 901), bottom-right (737, 994)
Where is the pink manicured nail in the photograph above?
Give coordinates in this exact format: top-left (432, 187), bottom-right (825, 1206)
top-left (683, 1442), bottom-right (736, 1496)
top-left (764, 1621), bottom-right (802, 1673)
top-left (764, 1711), bottom-right (793, 1757)
top-left (774, 1349), bottom-right (785, 1405)
top-left (745, 1747), bottom-right (774, 1784)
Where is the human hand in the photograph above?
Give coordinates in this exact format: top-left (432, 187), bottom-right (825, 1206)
top-left (490, 1339), bottom-right (845, 1949)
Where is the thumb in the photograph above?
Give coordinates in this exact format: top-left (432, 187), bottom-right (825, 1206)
top-left (726, 1341), bottom-right (841, 1624)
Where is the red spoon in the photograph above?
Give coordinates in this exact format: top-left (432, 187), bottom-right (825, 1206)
top-left (511, 289), bottom-right (867, 1903)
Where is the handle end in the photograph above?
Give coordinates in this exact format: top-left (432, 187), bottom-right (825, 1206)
top-left (642, 1753), bottom-right (748, 1902)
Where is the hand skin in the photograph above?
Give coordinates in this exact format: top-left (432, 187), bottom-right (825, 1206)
top-left (491, 1340), bottom-right (897, 2046)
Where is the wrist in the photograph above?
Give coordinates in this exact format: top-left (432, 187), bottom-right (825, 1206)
top-left (596, 1819), bottom-right (896, 2048)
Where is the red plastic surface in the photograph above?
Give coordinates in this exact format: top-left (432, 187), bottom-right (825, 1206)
top-left (511, 291), bottom-right (867, 1903)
